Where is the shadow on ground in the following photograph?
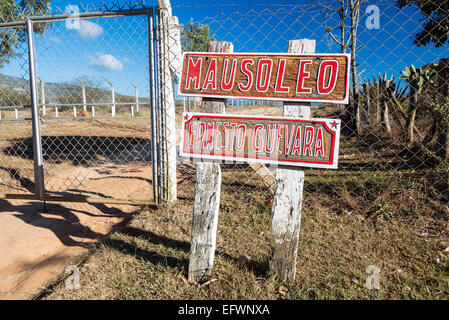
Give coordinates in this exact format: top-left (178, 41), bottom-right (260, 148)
top-left (3, 136), bottom-right (152, 166)
top-left (105, 226), bottom-right (269, 278)
top-left (0, 199), bottom-right (128, 247)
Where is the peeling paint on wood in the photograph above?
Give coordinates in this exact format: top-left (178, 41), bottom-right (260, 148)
top-left (269, 39), bottom-right (316, 282)
top-left (188, 161), bottom-right (222, 283)
top-left (188, 40), bottom-right (232, 283)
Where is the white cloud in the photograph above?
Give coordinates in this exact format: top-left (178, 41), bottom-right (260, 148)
top-left (66, 19), bottom-right (103, 38)
top-left (91, 54), bottom-right (124, 71)
top-left (78, 20), bottom-right (103, 38)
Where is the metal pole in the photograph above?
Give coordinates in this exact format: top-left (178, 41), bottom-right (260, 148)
top-left (0, 9), bottom-right (152, 29)
top-left (26, 18), bottom-right (45, 200)
top-left (148, 9), bottom-right (159, 204)
top-left (156, 8), bottom-right (165, 202)
top-left (156, 8), bottom-right (166, 202)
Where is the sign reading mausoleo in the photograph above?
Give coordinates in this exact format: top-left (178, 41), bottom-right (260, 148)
top-left (178, 52), bottom-right (351, 103)
top-left (180, 113), bottom-right (341, 169)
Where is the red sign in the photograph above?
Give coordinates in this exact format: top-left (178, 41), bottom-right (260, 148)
top-left (180, 113), bottom-right (341, 169)
top-left (178, 52), bottom-right (351, 104)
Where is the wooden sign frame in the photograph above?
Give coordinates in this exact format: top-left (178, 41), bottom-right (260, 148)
top-left (180, 112), bottom-right (341, 169)
top-left (177, 52), bottom-right (351, 104)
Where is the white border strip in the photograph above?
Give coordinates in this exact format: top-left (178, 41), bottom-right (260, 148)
top-left (179, 112), bottom-right (341, 169)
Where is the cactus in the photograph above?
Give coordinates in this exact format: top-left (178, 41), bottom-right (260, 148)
top-left (400, 64), bottom-right (436, 143)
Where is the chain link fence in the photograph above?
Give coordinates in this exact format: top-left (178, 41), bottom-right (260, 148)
top-left (0, 2), bottom-right (158, 204)
top-left (0, 1), bottom-right (448, 218)
top-left (0, 22), bottom-right (34, 195)
top-left (169, 0), bottom-right (449, 219)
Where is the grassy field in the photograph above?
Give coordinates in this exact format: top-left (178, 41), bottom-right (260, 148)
top-left (1, 103), bottom-right (447, 299)
top-left (36, 146), bottom-right (449, 299)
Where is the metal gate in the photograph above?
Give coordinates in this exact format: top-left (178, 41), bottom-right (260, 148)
top-left (0, 5), bottom-right (166, 206)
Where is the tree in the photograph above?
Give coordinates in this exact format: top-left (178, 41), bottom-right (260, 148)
top-left (397, 0), bottom-right (449, 47)
top-left (180, 18), bottom-right (215, 52)
top-left (0, 0), bottom-right (51, 68)
top-left (400, 64), bottom-right (436, 143)
top-left (322, 0), bottom-right (363, 136)
top-left (398, 2), bottom-right (449, 159)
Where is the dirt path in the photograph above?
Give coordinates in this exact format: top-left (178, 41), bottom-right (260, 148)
top-left (0, 162), bottom-right (153, 300)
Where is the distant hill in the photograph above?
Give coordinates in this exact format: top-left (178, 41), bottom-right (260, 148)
top-left (0, 73), bottom-right (149, 107)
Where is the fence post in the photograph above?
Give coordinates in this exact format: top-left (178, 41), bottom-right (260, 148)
top-left (26, 18), bottom-right (45, 200)
top-left (148, 8), bottom-right (160, 204)
top-left (132, 82), bottom-right (139, 112)
top-left (158, 0), bottom-right (178, 201)
top-left (36, 74), bottom-right (46, 116)
top-left (78, 78), bottom-right (87, 111)
top-left (188, 40), bottom-right (233, 283)
top-left (269, 39), bottom-right (316, 282)
top-left (108, 80), bottom-right (115, 117)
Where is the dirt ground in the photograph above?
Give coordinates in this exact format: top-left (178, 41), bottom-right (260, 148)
top-left (0, 161), bottom-right (154, 299)
top-left (0, 104), bottom-right (335, 299)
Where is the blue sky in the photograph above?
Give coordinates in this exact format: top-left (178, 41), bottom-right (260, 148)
top-left (0, 0), bottom-right (448, 101)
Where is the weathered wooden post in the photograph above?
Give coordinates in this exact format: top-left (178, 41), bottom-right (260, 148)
top-left (179, 45), bottom-right (346, 284)
top-left (107, 80), bottom-right (116, 117)
top-left (269, 39), bottom-right (315, 282)
top-left (78, 78), bottom-right (87, 112)
top-left (36, 74), bottom-right (46, 116)
top-left (188, 40), bottom-right (233, 283)
top-left (131, 82), bottom-right (139, 112)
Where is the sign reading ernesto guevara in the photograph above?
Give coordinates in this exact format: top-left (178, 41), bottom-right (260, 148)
top-left (178, 52), bottom-right (350, 103)
top-left (180, 113), bottom-right (341, 169)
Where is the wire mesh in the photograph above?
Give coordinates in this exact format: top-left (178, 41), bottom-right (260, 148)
top-left (36, 13), bottom-right (154, 201)
top-left (0, 0), bottom-right (448, 215)
top-left (168, 0), bottom-right (449, 218)
top-left (0, 4), bottom-right (156, 203)
top-left (0, 22), bottom-right (34, 195)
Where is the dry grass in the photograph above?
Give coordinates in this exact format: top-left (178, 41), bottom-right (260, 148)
top-left (1, 104), bottom-right (448, 299)
top-left (37, 160), bottom-right (449, 300)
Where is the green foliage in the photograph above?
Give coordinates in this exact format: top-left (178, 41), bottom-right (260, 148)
top-left (399, 63), bottom-right (437, 94)
top-left (359, 73), bottom-right (408, 113)
top-left (397, 0), bottom-right (449, 47)
top-left (431, 97), bottom-right (449, 127)
top-left (376, 73), bottom-right (405, 100)
top-left (180, 18), bottom-right (215, 52)
top-left (0, 87), bottom-right (29, 106)
top-left (0, 0), bottom-right (52, 68)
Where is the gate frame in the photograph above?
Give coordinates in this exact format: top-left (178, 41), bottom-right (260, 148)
top-left (0, 7), bottom-right (162, 207)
